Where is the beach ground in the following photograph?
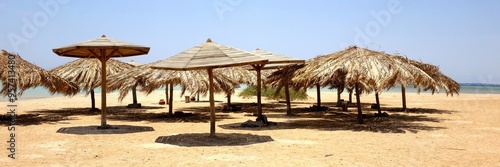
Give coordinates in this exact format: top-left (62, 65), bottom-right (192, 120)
top-left (1, 90), bottom-right (499, 166)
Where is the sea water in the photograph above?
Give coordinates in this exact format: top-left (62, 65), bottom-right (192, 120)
top-left (1, 84), bottom-right (499, 102)
top-left (0, 85), bottom-right (184, 102)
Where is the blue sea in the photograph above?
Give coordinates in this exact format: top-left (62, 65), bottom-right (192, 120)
top-left (0, 86), bottom-right (184, 102)
top-left (2, 84), bottom-right (500, 102)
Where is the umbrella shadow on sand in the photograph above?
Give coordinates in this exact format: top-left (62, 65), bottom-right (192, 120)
top-left (107, 111), bottom-right (233, 123)
top-left (181, 102), bottom-right (286, 113)
top-left (155, 133), bottom-right (273, 147)
top-left (27, 106), bottom-right (165, 116)
top-left (220, 105), bottom-right (455, 133)
top-left (1, 106), bottom-right (153, 126)
top-left (382, 107), bottom-right (456, 114)
top-left (0, 113), bottom-right (75, 126)
top-left (216, 101), bottom-right (383, 119)
top-left (104, 105), bottom-right (234, 123)
top-left (26, 106), bottom-right (233, 124)
top-left (56, 125), bottom-right (155, 135)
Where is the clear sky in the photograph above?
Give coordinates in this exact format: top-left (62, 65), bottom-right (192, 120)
top-left (1, 0), bottom-right (499, 84)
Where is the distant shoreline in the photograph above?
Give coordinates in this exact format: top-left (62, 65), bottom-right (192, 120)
top-left (460, 83), bottom-right (500, 87)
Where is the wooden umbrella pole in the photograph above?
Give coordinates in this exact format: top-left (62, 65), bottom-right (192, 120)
top-left (165, 85), bottom-right (169, 105)
top-left (254, 65), bottom-right (263, 118)
top-left (402, 84), bottom-right (407, 111)
top-left (208, 68), bottom-right (216, 137)
top-left (169, 83), bottom-right (173, 115)
top-left (132, 85), bottom-right (138, 104)
top-left (355, 83), bottom-right (363, 124)
top-left (98, 48), bottom-right (116, 128)
top-left (90, 89), bottom-right (96, 111)
top-left (99, 49), bottom-right (108, 128)
top-left (336, 88), bottom-right (342, 106)
top-left (316, 83), bottom-right (321, 107)
top-left (375, 92), bottom-right (381, 114)
top-left (348, 89), bottom-right (353, 105)
top-left (285, 83), bottom-right (292, 116)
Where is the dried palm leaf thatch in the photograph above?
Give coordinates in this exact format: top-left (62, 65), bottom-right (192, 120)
top-left (251, 48), bottom-right (305, 116)
top-left (288, 46), bottom-right (440, 124)
top-left (267, 59), bottom-right (342, 112)
top-left (431, 72), bottom-right (460, 95)
top-left (393, 55), bottom-right (459, 95)
top-left (0, 50), bottom-right (79, 96)
top-left (266, 63), bottom-right (305, 94)
top-left (288, 54), bottom-right (334, 89)
top-left (216, 66), bottom-right (259, 85)
top-left (246, 69), bottom-right (275, 89)
top-left (298, 46), bottom-right (437, 94)
top-left (49, 58), bottom-right (134, 92)
top-left (105, 64), bottom-right (253, 101)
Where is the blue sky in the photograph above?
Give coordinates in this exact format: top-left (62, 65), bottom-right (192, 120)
top-left (1, 0), bottom-right (499, 84)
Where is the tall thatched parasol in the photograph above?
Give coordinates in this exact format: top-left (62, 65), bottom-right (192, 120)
top-left (105, 64), bottom-right (177, 113)
top-left (0, 50), bottom-right (79, 97)
top-left (211, 66), bottom-right (262, 107)
top-left (294, 46), bottom-right (437, 124)
top-left (150, 38), bottom-right (268, 137)
top-left (50, 58), bottom-right (134, 111)
top-left (266, 63), bottom-right (304, 114)
top-left (52, 35), bottom-right (149, 128)
top-left (105, 64), bottom-right (241, 115)
top-left (252, 48), bottom-right (304, 116)
top-left (279, 55), bottom-right (335, 109)
top-left (125, 60), bottom-right (143, 108)
top-left (394, 55), bottom-right (460, 110)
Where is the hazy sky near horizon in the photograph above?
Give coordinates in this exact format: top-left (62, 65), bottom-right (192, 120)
top-left (1, 0), bottom-right (499, 84)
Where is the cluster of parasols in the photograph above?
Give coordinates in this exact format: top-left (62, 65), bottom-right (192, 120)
top-left (1, 35), bottom-right (459, 137)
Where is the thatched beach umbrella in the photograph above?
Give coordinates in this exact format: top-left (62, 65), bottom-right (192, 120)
top-left (105, 64), bottom-right (241, 115)
top-left (0, 50), bottom-right (79, 97)
top-left (269, 61), bottom-right (345, 111)
top-left (212, 66), bottom-right (261, 107)
top-left (50, 58), bottom-right (134, 111)
top-left (144, 68), bottom-right (241, 101)
top-left (150, 38), bottom-right (268, 137)
top-left (125, 60), bottom-right (143, 108)
top-left (266, 63), bottom-right (304, 115)
top-left (295, 46), bottom-right (436, 124)
top-left (252, 48), bottom-right (304, 116)
top-left (52, 35), bottom-right (149, 128)
top-left (282, 55), bottom-right (334, 109)
top-left (394, 56), bottom-right (459, 110)
top-left (105, 64), bottom-right (177, 113)
top-left (431, 72), bottom-right (460, 95)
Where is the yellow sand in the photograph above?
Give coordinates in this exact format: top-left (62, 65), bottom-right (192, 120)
top-left (1, 90), bottom-right (500, 166)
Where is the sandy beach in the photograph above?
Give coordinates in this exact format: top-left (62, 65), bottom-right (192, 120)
top-left (1, 90), bottom-right (500, 166)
